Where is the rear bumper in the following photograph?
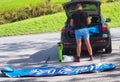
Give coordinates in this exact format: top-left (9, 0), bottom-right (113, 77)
top-left (62, 38), bottom-right (111, 51)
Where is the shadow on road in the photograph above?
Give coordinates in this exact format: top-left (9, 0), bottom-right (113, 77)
top-left (0, 34), bottom-right (120, 81)
top-left (0, 43), bottom-right (120, 82)
top-left (2, 41), bottom-right (119, 68)
top-left (5, 45), bottom-right (58, 68)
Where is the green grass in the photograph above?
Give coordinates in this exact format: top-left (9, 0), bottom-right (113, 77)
top-left (0, 12), bottom-right (66, 37)
top-left (0, 1), bottom-right (120, 37)
top-left (0, 0), bottom-right (68, 13)
top-left (101, 1), bottom-right (120, 27)
top-left (0, 0), bottom-right (40, 13)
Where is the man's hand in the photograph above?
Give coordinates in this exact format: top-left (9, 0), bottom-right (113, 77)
top-left (87, 17), bottom-right (91, 25)
top-left (70, 19), bottom-right (74, 26)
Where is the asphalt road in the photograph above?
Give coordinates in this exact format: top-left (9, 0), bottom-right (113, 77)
top-left (0, 28), bottom-right (120, 82)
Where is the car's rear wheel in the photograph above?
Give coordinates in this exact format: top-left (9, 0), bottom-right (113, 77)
top-left (62, 48), bottom-right (76, 55)
top-left (105, 41), bottom-right (112, 53)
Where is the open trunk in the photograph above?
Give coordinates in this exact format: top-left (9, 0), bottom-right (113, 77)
top-left (63, 0), bottom-right (101, 38)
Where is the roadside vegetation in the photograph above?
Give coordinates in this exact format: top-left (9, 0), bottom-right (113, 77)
top-left (0, 0), bottom-right (120, 37)
top-left (0, 0), bottom-right (67, 13)
top-left (0, 0), bottom-right (67, 24)
top-left (0, 12), bottom-right (66, 37)
top-left (101, 1), bottom-right (120, 27)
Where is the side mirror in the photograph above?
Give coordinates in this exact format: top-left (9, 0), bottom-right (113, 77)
top-left (105, 18), bottom-right (111, 22)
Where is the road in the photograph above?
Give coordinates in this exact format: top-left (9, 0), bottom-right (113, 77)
top-left (0, 28), bottom-right (120, 82)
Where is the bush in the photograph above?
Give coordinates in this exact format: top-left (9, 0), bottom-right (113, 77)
top-left (101, 0), bottom-right (119, 3)
top-left (0, 1), bottom-right (64, 24)
top-left (107, 0), bottom-right (119, 2)
top-left (101, 0), bottom-right (108, 3)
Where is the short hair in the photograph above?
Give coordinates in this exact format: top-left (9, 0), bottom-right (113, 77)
top-left (76, 4), bottom-right (82, 9)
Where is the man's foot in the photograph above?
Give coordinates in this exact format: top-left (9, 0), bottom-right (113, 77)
top-left (73, 56), bottom-right (80, 62)
top-left (89, 56), bottom-right (94, 61)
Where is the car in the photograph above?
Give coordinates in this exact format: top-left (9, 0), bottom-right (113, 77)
top-left (60, 0), bottom-right (112, 55)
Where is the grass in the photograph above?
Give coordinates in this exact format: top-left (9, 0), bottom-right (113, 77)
top-left (0, 0), bottom-right (40, 13)
top-left (0, 0), bottom-right (68, 13)
top-left (0, 12), bottom-right (66, 37)
top-left (0, 1), bottom-right (120, 37)
top-left (101, 1), bottom-right (120, 27)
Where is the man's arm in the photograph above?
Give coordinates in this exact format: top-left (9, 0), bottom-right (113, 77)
top-left (69, 19), bottom-right (74, 30)
top-left (70, 19), bottom-right (74, 26)
top-left (87, 17), bottom-right (91, 25)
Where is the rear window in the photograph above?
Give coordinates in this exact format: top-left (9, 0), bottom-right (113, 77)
top-left (67, 3), bottom-right (98, 13)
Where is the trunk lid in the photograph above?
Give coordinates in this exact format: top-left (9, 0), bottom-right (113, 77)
top-left (63, 0), bottom-right (101, 18)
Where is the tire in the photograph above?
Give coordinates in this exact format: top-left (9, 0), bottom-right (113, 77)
top-left (105, 41), bottom-right (112, 53)
top-left (62, 49), bottom-right (69, 55)
top-left (62, 48), bottom-right (76, 55)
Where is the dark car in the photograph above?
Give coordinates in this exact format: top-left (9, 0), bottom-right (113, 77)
top-left (60, 0), bottom-right (112, 55)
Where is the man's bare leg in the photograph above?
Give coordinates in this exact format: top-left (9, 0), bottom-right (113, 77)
top-left (74, 39), bottom-right (82, 62)
top-left (84, 38), bottom-right (94, 61)
top-left (76, 39), bottom-right (82, 57)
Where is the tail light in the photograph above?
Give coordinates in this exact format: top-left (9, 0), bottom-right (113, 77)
top-left (69, 30), bottom-right (75, 38)
top-left (61, 28), bottom-right (66, 33)
top-left (64, 42), bottom-right (72, 45)
top-left (69, 30), bottom-right (74, 34)
top-left (96, 40), bottom-right (106, 43)
top-left (102, 25), bottom-right (108, 31)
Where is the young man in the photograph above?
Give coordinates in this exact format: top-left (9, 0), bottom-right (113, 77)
top-left (70, 4), bottom-right (94, 62)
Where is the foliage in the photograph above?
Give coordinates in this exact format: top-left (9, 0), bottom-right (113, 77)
top-left (101, 0), bottom-right (119, 3)
top-left (0, 12), bottom-right (66, 37)
top-left (101, 1), bottom-right (120, 27)
top-left (0, 0), bottom-right (67, 13)
top-left (0, 0), bottom-right (66, 24)
top-left (0, 0), bottom-right (120, 37)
